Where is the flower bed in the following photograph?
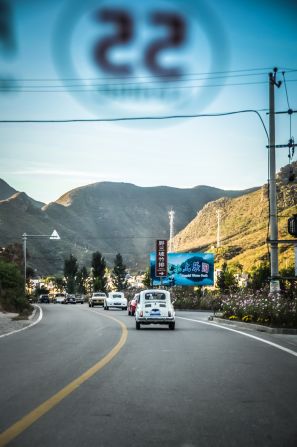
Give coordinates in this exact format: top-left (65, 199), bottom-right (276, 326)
top-left (221, 289), bottom-right (297, 328)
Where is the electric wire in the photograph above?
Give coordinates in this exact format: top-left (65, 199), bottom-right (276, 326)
top-left (1, 66), bottom-right (282, 83)
top-left (0, 109), bottom-right (270, 140)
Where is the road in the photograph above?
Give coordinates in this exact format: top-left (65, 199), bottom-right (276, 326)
top-left (0, 304), bottom-right (297, 447)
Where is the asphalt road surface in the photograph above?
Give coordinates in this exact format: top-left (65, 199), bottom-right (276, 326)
top-left (0, 304), bottom-right (297, 447)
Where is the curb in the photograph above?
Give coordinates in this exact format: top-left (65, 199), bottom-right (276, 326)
top-left (210, 317), bottom-right (297, 335)
top-left (0, 305), bottom-right (42, 338)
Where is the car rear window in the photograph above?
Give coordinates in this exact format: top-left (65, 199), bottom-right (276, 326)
top-left (112, 294), bottom-right (122, 298)
top-left (144, 292), bottom-right (166, 301)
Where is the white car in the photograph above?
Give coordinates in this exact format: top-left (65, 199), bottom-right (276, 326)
top-left (135, 289), bottom-right (175, 330)
top-left (89, 292), bottom-right (107, 307)
top-left (104, 292), bottom-right (127, 310)
top-left (54, 293), bottom-right (67, 304)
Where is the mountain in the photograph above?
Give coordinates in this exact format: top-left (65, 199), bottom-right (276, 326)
top-left (171, 165), bottom-right (297, 272)
top-left (0, 180), bottom-right (257, 275)
top-left (0, 179), bottom-right (17, 200)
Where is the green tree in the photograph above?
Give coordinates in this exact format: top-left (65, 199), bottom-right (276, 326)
top-left (0, 260), bottom-right (30, 313)
top-left (142, 269), bottom-right (151, 288)
top-left (216, 262), bottom-right (238, 293)
top-left (53, 276), bottom-right (65, 293)
top-left (248, 262), bottom-right (270, 291)
top-left (76, 266), bottom-right (89, 294)
top-left (111, 253), bottom-right (128, 290)
top-left (279, 266), bottom-right (297, 298)
top-left (0, 243), bottom-right (24, 268)
top-left (64, 254), bottom-right (78, 294)
top-left (91, 251), bottom-right (107, 292)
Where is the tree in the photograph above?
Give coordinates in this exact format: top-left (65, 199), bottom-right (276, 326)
top-left (53, 276), bottom-right (65, 293)
top-left (91, 251), bottom-right (107, 292)
top-left (142, 269), bottom-right (151, 288)
top-left (0, 260), bottom-right (30, 313)
top-left (76, 266), bottom-right (89, 294)
top-left (248, 262), bottom-right (270, 291)
top-left (216, 262), bottom-right (238, 293)
top-left (0, 243), bottom-right (24, 268)
top-left (111, 253), bottom-right (128, 291)
top-left (63, 254), bottom-right (78, 294)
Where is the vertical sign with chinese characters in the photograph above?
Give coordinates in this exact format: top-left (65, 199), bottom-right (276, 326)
top-left (155, 240), bottom-right (168, 277)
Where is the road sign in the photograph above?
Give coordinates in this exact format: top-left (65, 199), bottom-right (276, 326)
top-left (50, 230), bottom-right (60, 240)
top-left (155, 240), bottom-right (167, 277)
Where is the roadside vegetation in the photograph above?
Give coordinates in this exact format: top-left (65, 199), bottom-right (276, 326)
top-left (169, 262), bottom-right (297, 329)
top-left (0, 244), bottom-right (33, 315)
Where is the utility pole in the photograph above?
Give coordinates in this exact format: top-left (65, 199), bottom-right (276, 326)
top-left (268, 68), bottom-right (281, 292)
top-left (266, 70), bottom-right (297, 287)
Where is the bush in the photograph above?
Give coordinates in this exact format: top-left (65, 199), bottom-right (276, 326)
top-left (170, 287), bottom-right (221, 311)
top-left (0, 260), bottom-right (32, 313)
top-left (220, 288), bottom-right (297, 328)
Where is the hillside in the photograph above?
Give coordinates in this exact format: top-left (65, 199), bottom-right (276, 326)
top-left (172, 168), bottom-right (297, 272)
top-left (0, 180), bottom-right (256, 275)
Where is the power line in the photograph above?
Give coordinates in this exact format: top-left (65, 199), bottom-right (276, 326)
top-left (2, 79), bottom-right (296, 93)
top-left (0, 72), bottom-right (270, 88)
top-left (1, 67), bottom-right (282, 83)
top-left (0, 109), bottom-right (269, 140)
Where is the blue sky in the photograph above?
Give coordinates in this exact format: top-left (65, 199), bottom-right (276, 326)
top-left (0, 0), bottom-right (296, 203)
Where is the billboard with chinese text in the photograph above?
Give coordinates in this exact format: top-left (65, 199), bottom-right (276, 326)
top-left (150, 252), bottom-right (214, 286)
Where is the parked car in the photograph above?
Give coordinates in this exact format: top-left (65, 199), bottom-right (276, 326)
top-left (75, 294), bottom-right (84, 304)
top-left (66, 294), bottom-right (76, 304)
top-left (135, 289), bottom-right (175, 330)
top-left (104, 292), bottom-right (127, 310)
top-left (89, 292), bottom-right (107, 307)
top-left (38, 294), bottom-right (50, 304)
top-left (54, 293), bottom-right (67, 304)
top-left (128, 295), bottom-right (139, 316)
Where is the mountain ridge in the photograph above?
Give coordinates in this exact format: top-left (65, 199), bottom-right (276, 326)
top-left (0, 178), bottom-right (258, 274)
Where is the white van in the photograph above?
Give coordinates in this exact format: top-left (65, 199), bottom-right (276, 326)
top-left (104, 292), bottom-right (127, 310)
top-left (135, 289), bottom-right (175, 330)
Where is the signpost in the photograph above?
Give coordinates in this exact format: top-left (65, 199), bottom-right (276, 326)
top-left (22, 230), bottom-right (60, 293)
top-left (155, 240), bottom-right (168, 285)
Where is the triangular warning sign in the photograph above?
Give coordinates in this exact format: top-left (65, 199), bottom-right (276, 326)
top-left (50, 230), bottom-right (60, 240)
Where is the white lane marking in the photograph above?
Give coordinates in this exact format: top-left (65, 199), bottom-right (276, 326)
top-left (0, 305), bottom-right (43, 339)
top-left (177, 316), bottom-right (297, 358)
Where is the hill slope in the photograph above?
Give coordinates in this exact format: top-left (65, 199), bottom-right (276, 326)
top-left (0, 180), bottom-right (256, 275)
top-left (172, 171), bottom-right (297, 271)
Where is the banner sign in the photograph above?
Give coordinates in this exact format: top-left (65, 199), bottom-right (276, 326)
top-left (150, 252), bottom-right (214, 286)
top-left (155, 240), bottom-right (168, 277)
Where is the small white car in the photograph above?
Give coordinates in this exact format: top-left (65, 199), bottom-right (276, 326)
top-left (54, 293), bottom-right (67, 304)
top-left (135, 289), bottom-right (175, 330)
top-left (104, 292), bottom-right (127, 310)
top-left (89, 292), bottom-right (107, 307)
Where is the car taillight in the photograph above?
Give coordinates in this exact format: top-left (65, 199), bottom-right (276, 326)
top-left (140, 310), bottom-right (143, 317)
top-left (168, 311), bottom-right (172, 317)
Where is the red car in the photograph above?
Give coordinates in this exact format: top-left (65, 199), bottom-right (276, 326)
top-left (128, 296), bottom-right (139, 316)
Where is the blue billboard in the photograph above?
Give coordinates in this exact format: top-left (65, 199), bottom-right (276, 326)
top-left (150, 252), bottom-right (214, 286)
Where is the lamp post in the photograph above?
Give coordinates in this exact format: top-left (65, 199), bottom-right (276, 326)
top-left (22, 230), bottom-right (60, 294)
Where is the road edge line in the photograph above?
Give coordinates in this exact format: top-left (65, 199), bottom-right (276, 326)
top-left (177, 316), bottom-right (297, 358)
top-left (0, 305), bottom-right (43, 339)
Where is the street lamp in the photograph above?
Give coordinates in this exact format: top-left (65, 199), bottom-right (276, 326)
top-left (22, 230), bottom-right (61, 294)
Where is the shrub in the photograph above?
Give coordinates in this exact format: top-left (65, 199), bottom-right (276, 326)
top-left (220, 288), bottom-right (297, 328)
top-left (0, 260), bottom-right (32, 313)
